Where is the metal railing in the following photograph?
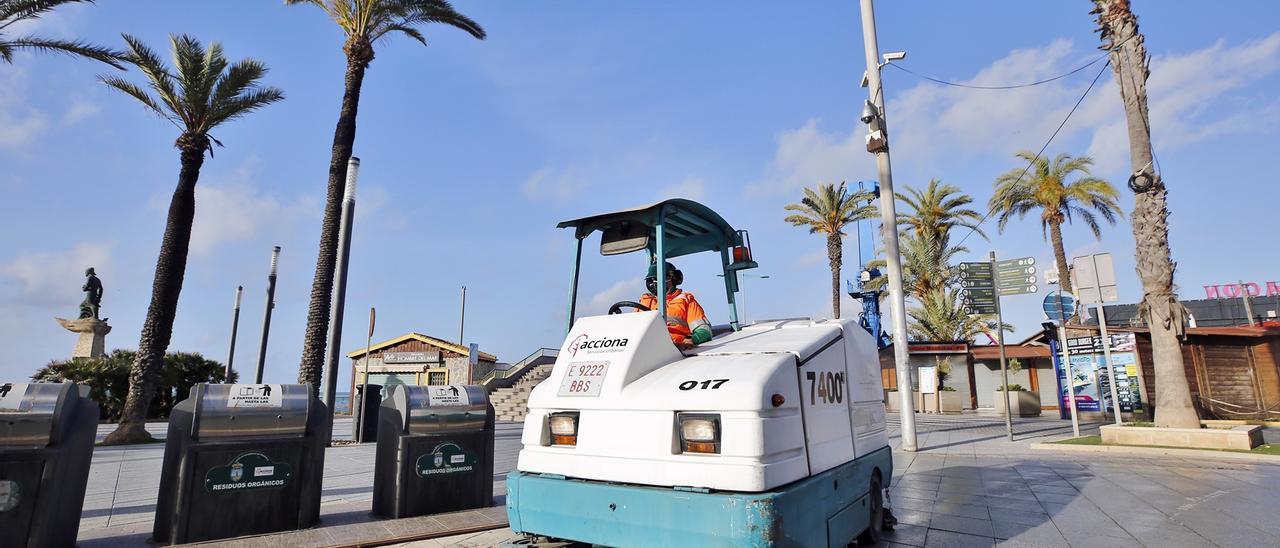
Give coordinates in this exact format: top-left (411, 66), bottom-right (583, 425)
top-left (479, 348), bottom-right (559, 387)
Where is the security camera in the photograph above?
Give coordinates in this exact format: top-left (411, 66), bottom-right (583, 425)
top-left (859, 100), bottom-right (878, 124)
top-left (882, 51), bottom-right (907, 63)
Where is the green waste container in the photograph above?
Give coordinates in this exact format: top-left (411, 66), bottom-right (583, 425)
top-left (0, 382), bottom-right (97, 548)
top-left (372, 384), bottom-right (494, 518)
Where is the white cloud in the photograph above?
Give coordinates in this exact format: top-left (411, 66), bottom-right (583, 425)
top-left (1, 242), bottom-right (113, 308)
top-left (0, 67), bottom-right (48, 150)
top-left (4, 6), bottom-right (75, 38)
top-left (746, 119), bottom-right (873, 197)
top-left (753, 34), bottom-right (1280, 192)
top-left (190, 183), bottom-right (312, 257)
top-left (186, 159), bottom-right (315, 257)
top-left (0, 6), bottom-right (94, 149)
top-left (62, 95), bottom-right (101, 125)
top-left (794, 248), bottom-right (829, 270)
top-left (1087, 33), bottom-right (1280, 171)
top-left (659, 176), bottom-right (707, 201)
top-left (585, 277), bottom-right (642, 316)
top-left (522, 166), bottom-right (587, 202)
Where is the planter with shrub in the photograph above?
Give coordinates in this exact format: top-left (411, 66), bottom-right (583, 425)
top-left (994, 384), bottom-right (1041, 417)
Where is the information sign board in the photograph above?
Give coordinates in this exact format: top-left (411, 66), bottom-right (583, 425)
top-left (919, 366), bottom-right (938, 394)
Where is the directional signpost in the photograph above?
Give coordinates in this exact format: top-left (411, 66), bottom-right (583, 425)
top-left (963, 253), bottom-right (1040, 442)
top-left (959, 262), bottom-right (996, 315)
top-left (996, 257), bottom-right (1037, 296)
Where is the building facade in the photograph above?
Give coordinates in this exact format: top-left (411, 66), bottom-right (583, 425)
top-left (346, 332), bottom-right (498, 395)
top-left (879, 340), bottom-right (1058, 412)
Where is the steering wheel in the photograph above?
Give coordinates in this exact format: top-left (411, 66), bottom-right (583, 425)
top-left (607, 301), bottom-right (651, 315)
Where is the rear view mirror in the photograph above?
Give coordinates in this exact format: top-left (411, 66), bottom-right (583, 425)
top-left (600, 222), bottom-right (649, 255)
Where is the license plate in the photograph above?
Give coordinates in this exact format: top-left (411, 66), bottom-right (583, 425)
top-left (558, 361), bottom-right (609, 397)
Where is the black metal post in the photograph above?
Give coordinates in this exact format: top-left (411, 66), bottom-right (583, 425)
top-left (254, 246), bottom-right (280, 384)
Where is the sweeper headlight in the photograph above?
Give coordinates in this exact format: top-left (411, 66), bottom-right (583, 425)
top-left (677, 413), bottom-right (720, 454)
top-left (549, 412), bottom-right (579, 446)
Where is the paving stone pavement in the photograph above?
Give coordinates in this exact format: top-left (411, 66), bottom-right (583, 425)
top-left (77, 418), bottom-right (523, 547)
top-left (77, 413), bottom-right (1280, 547)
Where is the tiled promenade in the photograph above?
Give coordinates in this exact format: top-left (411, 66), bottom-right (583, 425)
top-left (77, 414), bottom-right (1280, 547)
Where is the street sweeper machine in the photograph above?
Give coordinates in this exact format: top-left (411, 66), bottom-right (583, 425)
top-left (505, 199), bottom-right (894, 547)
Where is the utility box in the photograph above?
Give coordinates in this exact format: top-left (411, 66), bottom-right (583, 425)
top-left (372, 384), bottom-right (494, 519)
top-left (0, 382), bottom-right (98, 548)
top-left (152, 384), bottom-right (329, 545)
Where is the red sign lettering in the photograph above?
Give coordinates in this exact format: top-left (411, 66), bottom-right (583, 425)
top-left (1205, 281), bottom-right (1280, 300)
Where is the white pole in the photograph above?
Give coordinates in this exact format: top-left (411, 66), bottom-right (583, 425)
top-left (324, 157), bottom-right (359, 434)
top-left (1097, 302), bottom-right (1123, 425)
top-left (1055, 292), bottom-right (1081, 437)
top-left (1086, 254), bottom-right (1123, 425)
top-left (992, 252), bottom-right (1014, 442)
top-left (859, 0), bottom-right (917, 451)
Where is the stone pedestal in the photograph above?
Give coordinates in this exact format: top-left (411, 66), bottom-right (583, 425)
top-left (55, 317), bottom-right (112, 358)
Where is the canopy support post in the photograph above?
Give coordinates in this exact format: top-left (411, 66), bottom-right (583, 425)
top-left (566, 236), bottom-right (583, 333)
top-left (721, 248), bottom-right (741, 331)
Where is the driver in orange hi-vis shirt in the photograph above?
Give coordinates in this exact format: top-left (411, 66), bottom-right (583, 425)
top-left (639, 261), bottom-right (713, 350)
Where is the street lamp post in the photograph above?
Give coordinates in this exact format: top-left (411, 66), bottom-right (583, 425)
top-left (718, 273), bottom-right (769, 324)
top-left (225, 285), bottom-right (242, 383)
top-left (324, 156), bottom-right (359, 432)
top-left (858, 0), bottom-right (917, 451)
top-left (254, 246), bottom-right (281, 384)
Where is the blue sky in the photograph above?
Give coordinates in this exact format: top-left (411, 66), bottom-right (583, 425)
top-left (2, 1), bottom-right (1278, 388)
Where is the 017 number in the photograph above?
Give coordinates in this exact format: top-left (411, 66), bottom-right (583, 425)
top-left (679, 379), bottom-right (729, 391)
top-left (805, 370), bottom-right (844, 405)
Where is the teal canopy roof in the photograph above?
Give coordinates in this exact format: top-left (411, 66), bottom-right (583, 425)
top-left (557, 199), bottom-right (743, 259)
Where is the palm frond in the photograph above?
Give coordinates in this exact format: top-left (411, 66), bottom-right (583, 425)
top-left (397, 0), bottom-right (486, 39)
top-left (98, 74), bottom-right (176, 124)
top-left (208, 86), bottom-right (284, 127)
top-left (292, 0), bottom-right (485, 45)
top-left (209, 58), bottom-right (267, 117)
top-left (0, 36), bottom-right (126, 68)
top-left (1, 0), bottom-right (90, 29)
top-left (378, 23), bottom-right (426, 45)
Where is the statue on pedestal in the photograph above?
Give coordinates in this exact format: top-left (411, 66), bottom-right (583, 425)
top-left (80, 267), bottom-right (104, 320)
top-left (57, 266), bottom-right (112, 359)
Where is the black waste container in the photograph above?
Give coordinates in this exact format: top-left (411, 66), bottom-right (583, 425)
top-left (351, 383), bottom-right (382, 443)
top-left (152, 383), bottom-right (329, 545)
top-left (372, 384), bottom-right (494, 519)
top-left (0, 382), bottom-right (97, 548)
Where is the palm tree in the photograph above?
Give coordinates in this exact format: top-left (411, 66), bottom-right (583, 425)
top-left (897, 179), bottom-right (985, 241)
top-left (894, 180), bottom-right (983, 298)
top-left (100, 35), bottom-right (283, 444)
top-left (287, 0), bottom-right (485, 396)
top-left (1094, 0), bottom-right (1198, 429)
top-left (785, 182), bottom-right (877, 319)
top-left (0, 0), bottom-right (125, 67)
top-left (898, 228), bottom-right (967, 298)
top-left (988, 152), bottom-right (1122, 294)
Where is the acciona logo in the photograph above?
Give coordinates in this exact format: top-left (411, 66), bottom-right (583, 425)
top-left (567, 333), bottom-right (629, 356)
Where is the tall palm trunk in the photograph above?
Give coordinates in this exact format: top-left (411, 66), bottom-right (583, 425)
top-left (299, 41), bottom-right (370, 396)
top-left (104, 137), bottom-right (205, 444)
top-left (827, 233), bottom-right (842, 319)
top-left (1095, 0), bottom-right (1197, 428)
top-left (1048, 219), bottom-right (1072, 294)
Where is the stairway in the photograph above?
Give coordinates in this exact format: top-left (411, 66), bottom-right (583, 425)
top-left (491, 362), bottom-right (556, 422)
